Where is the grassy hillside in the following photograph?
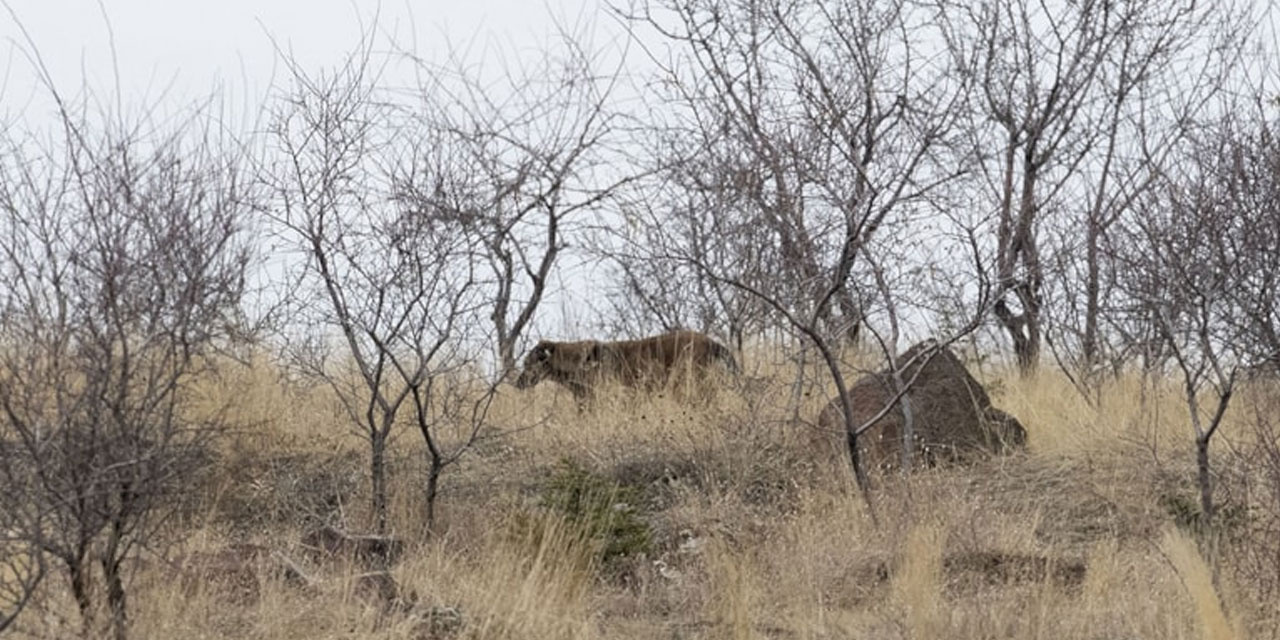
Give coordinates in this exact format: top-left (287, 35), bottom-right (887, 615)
top-left (11, 348), bottom-right (1280, 639)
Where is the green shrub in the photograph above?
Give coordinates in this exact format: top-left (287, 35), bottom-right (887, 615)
top-left (1158, 491), bottom-right (1248, 538)
top-left (537, 458), bottom-right (652, 564)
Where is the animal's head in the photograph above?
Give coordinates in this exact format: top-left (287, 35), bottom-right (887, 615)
top-left (514, 340), bottom-right (604, 389)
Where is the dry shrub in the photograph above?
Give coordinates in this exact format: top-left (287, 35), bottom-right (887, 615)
top-left (205, 446), bottom-right (364, 533)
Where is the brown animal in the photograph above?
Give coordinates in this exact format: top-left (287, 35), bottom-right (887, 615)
top-left (513, 330), bottom-right (739, 402)
top-left (816, 341), bottom-right (1026, 471)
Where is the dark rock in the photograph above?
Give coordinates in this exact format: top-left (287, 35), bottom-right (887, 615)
top-left (816, 340), bottom-right (1027, 471)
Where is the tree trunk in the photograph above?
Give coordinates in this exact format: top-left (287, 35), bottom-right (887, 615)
top-left (1018, 294), bottom-right (1042, 373)
top-left (371, 432), bottom-right (389, 535)
top-left (993, 299), bottom-right (1036, 372)
top-left (498, 336), bottom-right (517, 382)
top-left (993, 144), bottom-right (1043, 375)
top-left (425, 455), bottom-right (443, 533)
top-left (1013, 153), bottom-right (1043, 374)
top-left (1196, 434), bottom-right (1215, 525)
top-left (67, 555), bottom-right (94, 637)
top-left (836, 288), bottom-right (863, 345)
top-left (101, 554), bottom-right (127, 640)
top-left (807, 333), bottom-right (876, 521)
top-left (897, 388), bottom-right (916, 473)
top-left (845, 427), bottom-right (874, 513)
top-left (1083, 224), bottom-right (1101, 370)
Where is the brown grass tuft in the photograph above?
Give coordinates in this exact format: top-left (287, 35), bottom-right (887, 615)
top-left (1161, 528), bottom-right (1243, 640)
top-left (893, 522), bottom-right (946, 638)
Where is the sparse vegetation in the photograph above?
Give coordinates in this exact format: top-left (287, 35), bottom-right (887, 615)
top-left (3, 0), bottom-right (1280, 638)
top-left (534, 458), bottom-right (653, 567)
top-left (6, 354), bottom-right (1278, 639)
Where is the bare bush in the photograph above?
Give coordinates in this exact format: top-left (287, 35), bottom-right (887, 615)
top-left (1229, 387), bottom-right (1280, 605)
top-left (399, 23), bottom-right (632, 378)
top-left (611, 0), bottom-right (989, 500)
top-left (613, 0), bottom-right (971, 346)
top-left (268, 36), bottom-right (498, 534)
top-left (0, 82), bottom-right (256, 638)
top-left (930, 0), bottom-right (1253, 379)
top-left (1114, 110), bottom-right (1279, 527)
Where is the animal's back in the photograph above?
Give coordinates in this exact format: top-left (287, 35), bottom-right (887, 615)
top-left (609, 330), bottom-right (736, 385)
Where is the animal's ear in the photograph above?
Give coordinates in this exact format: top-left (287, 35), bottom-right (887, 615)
top-left (535, 343), bottom-right (552, 361)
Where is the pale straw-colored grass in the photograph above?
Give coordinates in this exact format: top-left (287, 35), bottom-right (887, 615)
top-left (8, 347), bottom-right (1279, 639)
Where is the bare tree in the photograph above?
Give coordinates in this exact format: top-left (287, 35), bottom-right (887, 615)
top-left (1041, 1), bottom-right (1251, 395)
top-left (0, 82), bottom-right (255, 639)
top-left (1211, 112), bottom-right (1280, 375)
top-left (616, 0), bottom-right (968, 349)
top-left (602, 192), bottom-right (776, 352)
top-left (268, 40), bottom-right (496, 534)
top-left (398, 22), bottom-right (634, 377)
top-left (614, 0), bottom-right (982, 499)
top-left (1116, 112), bottom-right (1270, 526)
top-left (937, 0), bottom-right (1148, 372)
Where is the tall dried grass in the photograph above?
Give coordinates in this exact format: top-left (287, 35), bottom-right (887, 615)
top-left (6, 348), bottom-right (1279, 639)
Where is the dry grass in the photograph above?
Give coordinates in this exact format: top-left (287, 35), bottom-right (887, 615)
top-left (8, 348), bottom-right (1280, 639)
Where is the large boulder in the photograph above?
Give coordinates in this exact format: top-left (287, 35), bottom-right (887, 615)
top-left (815, 341), bottom-right (1026, 471)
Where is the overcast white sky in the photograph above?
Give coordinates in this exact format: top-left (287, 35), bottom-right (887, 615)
top-left (1, 0), bottom-right (633, 341)
top-left (8, 1), bottom-right (1274, 351)
top-left (1, 0), bottom-right (606, 126)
